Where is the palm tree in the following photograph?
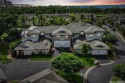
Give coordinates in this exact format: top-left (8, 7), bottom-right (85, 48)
top-left (80, 14), bottom-right (85, 26)
top-left (69, 13), bottom-right (75, 24)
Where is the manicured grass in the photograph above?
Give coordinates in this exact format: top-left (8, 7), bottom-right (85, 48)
top-left (29, 54), bottom-right (52, 61)
top-left (56, 71), bottom-right (84, 83)
top-left (0, 42), bottom-right (11, 63)
top-left (0, 42), bottom-right (9, 55)
top-left (81, 56), bottom-right (95, 67)
top-left (9, 80), bottom-right (19, 83)
top-left (75, 54), bottom-right (95, 67)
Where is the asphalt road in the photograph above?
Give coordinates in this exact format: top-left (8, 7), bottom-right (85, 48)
top-left (87, 60), bottom-right (125, 83)
top-left (87, 25), bottom-right (125, 83)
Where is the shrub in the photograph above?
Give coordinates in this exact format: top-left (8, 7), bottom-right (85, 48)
top-left (9, 40), bottom-right (21, 50)
top-left (103, 34), bottom-right (117, 43)
top-left (113, 63), bottom-right (125, 80)
top-left (52, 52), bottom-right (84, 74)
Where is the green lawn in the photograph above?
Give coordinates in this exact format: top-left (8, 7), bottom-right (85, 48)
top-left (9, 80), bottom-right (19, 83)
top-left (56, 71), bottom-right (84, 83)
top-left (0, 42), bottom-right (11, 63)
top-left (81, 57), bottom-right (95, 67)
top-left (75, 54), bottom-right (95, 67)
top-left (29, 54), bottom-right (52, 61)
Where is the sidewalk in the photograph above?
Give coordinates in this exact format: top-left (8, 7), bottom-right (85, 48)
top-left (116, 31), bottom-right (125, 43)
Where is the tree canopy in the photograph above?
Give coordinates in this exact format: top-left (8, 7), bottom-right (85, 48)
top-left (52, 52), bottom-right (84, 73)
top-left (103, 33), bottom-right (117, 43)
top-left (81, 44), bottom-right (92, 55)
top-left (113, 63), bottom-right (125, 80)
top-left (1, 6), bottom-right (125, 14)
top-left (1, 33), bottom-right (8, 41)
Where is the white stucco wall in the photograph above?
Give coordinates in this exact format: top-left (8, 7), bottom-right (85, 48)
top-left (92, 50), bottom-right (108, 55)
top-left (33, 50), bottom-right (49, 54)
top-left (54, 41), bottom-right (70, 47)
top-left (85, 32), bottom-right (104, 41)
top-left (75, 49), bottom-right (108, 55)
top-left (23, 51), bottom-right (32, 55)
top-left (23, 49), bottom-right (49, 55)
top-left (42, 50), bottom-right (49, 54)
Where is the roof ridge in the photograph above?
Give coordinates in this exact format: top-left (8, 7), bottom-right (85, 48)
top-left (85, 26), bottom-right (93, 33)
top-left (21, 68), bottom-right (52, 82)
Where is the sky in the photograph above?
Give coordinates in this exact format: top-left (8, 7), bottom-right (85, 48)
top-left (9, 0), bottom-right (125, 6)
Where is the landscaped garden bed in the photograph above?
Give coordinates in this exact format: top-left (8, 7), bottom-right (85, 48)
top-left (55, 70), bottom-right (84, 83)
top-left (107, 50), bottom-right (116, 60)
top-left (29, 54), bottom-right (52, 61)
top-left (110, 76), bottom-right (122, 83)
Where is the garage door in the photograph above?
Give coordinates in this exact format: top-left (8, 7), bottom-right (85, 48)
top-left (99, 50), bottom-right (107, 55)
top-left (92, 50), bottom-right (107, 55)
top-left (92, 50), bottom-right (99, 55)
top-left (23, 51), bottom-right (32, 55)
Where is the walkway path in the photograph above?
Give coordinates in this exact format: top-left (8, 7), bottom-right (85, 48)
top-left (53, 49), bottom-right (60, 57)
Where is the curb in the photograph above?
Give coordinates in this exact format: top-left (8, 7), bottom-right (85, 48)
top-left (116, 32), bottom-right (125, 43)
top-left (83, 61), bottom-right (116, 83)
top-left (84, 66), bottom-right (96, 79)
top-left (100, 61), bottom-right (116, 66)
top-left (27, 59), bottom-right (51, 62)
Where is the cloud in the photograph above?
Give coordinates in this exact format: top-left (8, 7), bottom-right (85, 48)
top-left (9, 0), bottom-right (125, 6)
top-left (68, 0), bottom-right (92, 3)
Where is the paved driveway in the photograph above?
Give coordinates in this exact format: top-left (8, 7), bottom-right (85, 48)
top-left (87, 25), bottom-right (125, 83)
top-left (0, 59), bottom-right (53, 81)
top-left (94, 55), bottom-right (111, 64)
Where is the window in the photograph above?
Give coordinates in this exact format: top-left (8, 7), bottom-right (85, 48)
top-left (56, 35), bottom-right (60, 38)
top-left (60, 37), bottom-right (64, 41)
top-left (25, 35), bottom-right (27, 38)
top-left (27, 34), bottom-right (30, 36)
top-left (98, 33), bottom-right (101, 36)
top-left (80, 32), bottom-right (84, 35)
top-left (65, 36), bottom-right (68, 39)
top-left (89, 34), bottom-right (93, 36)
top-left (41, 32), bottom-right (44, 35)
top-left (59, 31), bottom-right (65, 33)
top-left (32, 35), bottom-right (36, 37)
